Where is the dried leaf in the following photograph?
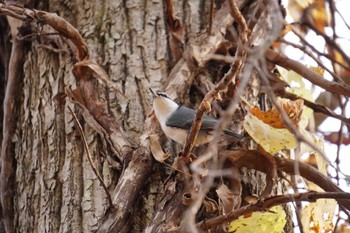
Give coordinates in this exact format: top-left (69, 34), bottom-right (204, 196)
top-left (35, 10), bottom-right (89, 60)
top-left (203, 198), bottom-right (218, 214)
top-left (227, 149), bottom-right (277, 197)
top-left (277, 66), bottom-right (315, 127)
top-left (288, 0), bottom-right (313, 22)
top-left (164, 0), bottom-right (185, 61)
top-left (149, 134), bottom-right (170, 163)
top-left (216, 183), bottom-right (235, 215)
top-left (300, 132), bottom-right (337, 233)
top-left (309, 1), bottom-right (329, 33)
top-left (324, 132), bottom-right (350, 145)
top-left (338, 223), bottom-right (350, 233)
top-left (244, 195), bottom-right (259, 204)
top-left (288, 0), bottom-right (329, 34)
top-left (277, 65), bottom-right (315, 102)
top-left (250, 99), bottom-right (304, 129)
top-left (67, 88), bottom-right (85, 105)
top-left (328, 47), bottom-right (350, 83)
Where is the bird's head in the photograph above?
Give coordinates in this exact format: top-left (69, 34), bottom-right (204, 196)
top-left (150, 88), bottom-right (179, 123)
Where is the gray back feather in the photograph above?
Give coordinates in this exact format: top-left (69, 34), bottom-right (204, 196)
top-left (165, 106), bottom-right (218, 130)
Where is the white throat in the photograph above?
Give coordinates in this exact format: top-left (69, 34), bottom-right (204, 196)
top-left (153, 97), bottom-right (178, 126)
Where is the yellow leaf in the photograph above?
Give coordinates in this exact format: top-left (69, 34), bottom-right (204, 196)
top-left (228, 206), bottom-right (286, 233)
top-left (288, 0), bottom-right (329, 33)
top-left (310, 0), bottom-right (329, 33)
top-left (277, 66), bottom-right (315, 127)
top-left (243, 112), bottom-right (298, 154)
top-left (288, 0), bottom-right (314, 22)
top-left (302, 199), bottom-right (336, 233)
top-left (299, 132), bottom-right (337, 233)
top-left (328, 47), bottom-right (350, 83)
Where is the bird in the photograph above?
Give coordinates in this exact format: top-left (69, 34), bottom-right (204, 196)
top-left (150, 88), bottom-right (242, 145)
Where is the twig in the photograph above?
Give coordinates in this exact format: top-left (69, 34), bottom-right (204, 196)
top-left (291, 26), bottom-right (350, 73)
top-left (278, 91), bottom-right (350, 126)
top-left (335, 97), bottom-right (348, 184)
top-left (198, 191), bottom-right (350, 231)
top-left (303, 7), bottom-right (350, 68)
top-left (0, 22), bottom-right (25, 233)
top-left (291, 201), bottom-right (305, 233)
top-left (259, 62), bottom-right (335, 169)
top-left (327, 0), bottom-right (336, 37)
top-left (223, 149), bottom-right (350, 208)
top-left (0, 3), bottom-right (89, 61)
top-left (278, 38), bottom-right (344, 83)
top-left (0, 7), bottom-right (27, 20)
top-left (164, 0), bottom-right (184, 62)
top-left (181, 51), bottom-right (245, 161)
top-left (68, 106), bottom-right (113, 208)
top-left (227, 54), bottom-right (350, 126)
top-left (208, 0), bottom-right (214, 35)
top-left (335, 8), bottom-right (350, 31)
top-left (228, 0), bottom-right (250, 43)
top-left (265, 49), bottom-right (350, 97)
top-left (17, 32), bottom-right (60, 41)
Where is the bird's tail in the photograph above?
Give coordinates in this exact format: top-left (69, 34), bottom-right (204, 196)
top-left (223, 129), bottom-right (243, 139)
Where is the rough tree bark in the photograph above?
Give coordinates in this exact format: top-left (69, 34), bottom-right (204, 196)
top-left (1, 0), bottom-right (280, 232)
top-left (0, 0), bottom-right (168, 232)
top-left (1, 0), bottom-right (349, 233)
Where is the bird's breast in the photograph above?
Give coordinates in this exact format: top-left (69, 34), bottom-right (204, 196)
top-left (161, 124), bottom-right (213, 145)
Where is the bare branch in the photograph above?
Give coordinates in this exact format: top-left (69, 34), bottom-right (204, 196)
top-left (208, 0), bottom-right (214, 35)
top-left (277, 91), bottom-right (350, 126)
top-left (291, 26), bottom-right (350, 73)
top-left (0, 3), bottom-right (88, 60)
top-left (279, 38), bottom-right (344, 83)
top-left (303, 7), bottom-right (350, 68)
top-left (265, 49), bottom-right (350, 97)
top-left (68, 106), bottom-right (113, 208)
top-left (198, 192), bottom-right (350, 231)
top-left (228, 0), bottom-right (250, 43)
top-left (0, 17), bottom-right (25, 233)
top-left (223, 149), bottom-right (350, 209)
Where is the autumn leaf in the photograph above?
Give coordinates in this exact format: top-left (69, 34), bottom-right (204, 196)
top-left (328, 47), bottom-right (350, 83)
top-left (324, 132), bottom-right (350, 145)
top-left (216, 183), bottom-right (235, 215)
top-left (288, 0), bottom-right (329, 33)
top-left (149, 134), bottom-right (171, 163)
top-left (277, 66), bottom-right (315, 127)
top-left (302, 199), bottom-right (336, 233)
top-left (309, 0), bottom-right (329, 33)
top-left (250, 99), bottom-right (304, 129)
top-left (299, 130), bottom-right (337, 233)
top-left (273, 23), bottom-right (292, 48)
top-left (243, 112), bottom-right (298, 154)
top-left (228, 206), bottom-right (287, 233)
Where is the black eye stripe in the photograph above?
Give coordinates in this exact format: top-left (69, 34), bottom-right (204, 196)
top-left (157, 93), bottom-right (170, 98)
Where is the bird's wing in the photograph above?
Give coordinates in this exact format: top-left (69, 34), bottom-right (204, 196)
top-left (165, 106), bottom-right (218, 130)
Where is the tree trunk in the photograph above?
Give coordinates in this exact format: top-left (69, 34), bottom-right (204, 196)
top-left (0, 0), bottom-right (295, 232)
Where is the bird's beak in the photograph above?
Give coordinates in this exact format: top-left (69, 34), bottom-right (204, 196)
top-left (149, 88), bottom-right (157, 97)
